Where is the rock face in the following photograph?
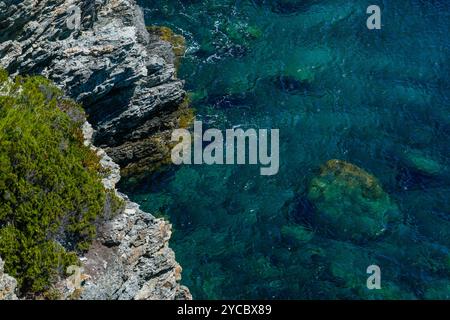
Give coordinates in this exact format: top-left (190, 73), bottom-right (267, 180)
top-left (0, 0), bottom-right (191, 300)
top-left (0, 257), bottom-right (18, 300)
top-left (308, 160), bottom-right (400, 243)
top-left (57, 124), bottom-right (191, 300)
top-left (80, 197), bottom-right (191, 300)
top-left (0, 0), bottom-right (187, 176)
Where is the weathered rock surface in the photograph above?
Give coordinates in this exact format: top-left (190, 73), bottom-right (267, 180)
top-left (0, 257), bottom-right (18, 300)
top-left (0, 0), bottom-right (191, 300)
top-left (58, 122), bottom-right (191, 300)
top-left (0, 0), bottom-right (186, 175)
top-left (80, 197), bottom-right (191, 300)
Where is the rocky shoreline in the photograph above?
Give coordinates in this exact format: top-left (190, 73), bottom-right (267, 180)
top-left (70, 123), bottom-right (191, 300)
top-left (0, 0), bottom-right (191, 299)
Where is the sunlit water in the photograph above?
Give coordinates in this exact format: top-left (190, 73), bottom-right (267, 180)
top-left (120, 0), bottom-right (450, 299)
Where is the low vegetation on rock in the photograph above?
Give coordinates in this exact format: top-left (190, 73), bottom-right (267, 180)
top-left (0, 69), bottom-right (106, 295)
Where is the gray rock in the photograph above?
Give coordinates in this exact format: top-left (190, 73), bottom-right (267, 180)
top-left (0, 257), bottom-right (18, 300)
top-left (0, 0), bottom-right (191, 300)
top-left (0, 0), bottom-right (185, 155)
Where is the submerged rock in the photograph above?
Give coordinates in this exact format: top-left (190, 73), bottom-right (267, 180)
top-left (224, 21), bottom-right (262, 44)
top-left (271, 74), bottom-right (314, 95)
top-left (281, 225), bottom-right (314, 247)
top-left (260, 60), bottom-right (318, 95)
top-left (402, 149), bottom-right (446, 176)
top-left (308, 160), bottom-right (400, 243)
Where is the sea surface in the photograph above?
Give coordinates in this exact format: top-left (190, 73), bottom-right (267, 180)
top-left (121, 0), bottom-right (450, 299)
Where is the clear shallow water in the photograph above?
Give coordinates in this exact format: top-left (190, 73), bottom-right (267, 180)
top-left (121, 0), bottom-right (450, 299)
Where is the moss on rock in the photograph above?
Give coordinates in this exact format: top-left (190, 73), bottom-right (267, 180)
top-left (147, 26), bottom-right (186, 70)
top-left (119, 94), bottom-right (195, 181)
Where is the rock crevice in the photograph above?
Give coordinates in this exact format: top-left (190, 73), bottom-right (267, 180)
top-left (0, 0), bottom-right (186, 173)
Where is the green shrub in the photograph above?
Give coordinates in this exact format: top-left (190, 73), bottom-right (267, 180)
top-left (0, 71), bottom-right (106, 294)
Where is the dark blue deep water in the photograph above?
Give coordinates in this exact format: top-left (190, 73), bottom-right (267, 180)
top-left (121, 0), bottom-right (450, 299)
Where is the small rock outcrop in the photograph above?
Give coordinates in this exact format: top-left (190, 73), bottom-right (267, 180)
top-left (308, 160), bottom-right (400, 243)
top-left (0, 257), bottom-right (18, 300)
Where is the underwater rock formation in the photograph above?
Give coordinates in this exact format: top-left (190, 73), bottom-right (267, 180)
top-left (308, 160), bottom-right (400, 243)
top-left (401, 149), bottom-right (446, 177)
top-left (281, 225), bottom-right (314, 248)
top-left (271, 74), bottom-right (315, 95)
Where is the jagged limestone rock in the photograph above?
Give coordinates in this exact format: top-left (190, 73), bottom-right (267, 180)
top-left (79, 199), bottom-right (191, 300)
top-left (308, 160), bottom-right (400, 243)
top-left (147, 26), bottom-right (186, 70)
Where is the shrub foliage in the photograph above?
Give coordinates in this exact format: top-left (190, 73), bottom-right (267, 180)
top-left (0, 69), bottom-right (106, 294)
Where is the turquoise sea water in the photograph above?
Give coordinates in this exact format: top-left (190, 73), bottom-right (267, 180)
top-left (121, 0), bottom-right (450, 299)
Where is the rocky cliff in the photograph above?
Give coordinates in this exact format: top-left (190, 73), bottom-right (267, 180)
top-left (68, 123), bottom-right (191, 300)
top-left (0, 0), bottom-right (188, 176)
top-left (0, 0), bottom-right (191, 300)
